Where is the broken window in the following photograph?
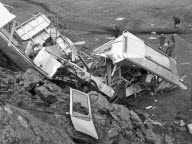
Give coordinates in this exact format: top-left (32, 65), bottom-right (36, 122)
top-left (70, 89), bottom-right (99, 139)
top-left (72, 89), bottom-right (90, 121)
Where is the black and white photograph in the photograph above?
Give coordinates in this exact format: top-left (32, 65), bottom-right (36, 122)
top-left (0, 0), bottom-right (192, 143)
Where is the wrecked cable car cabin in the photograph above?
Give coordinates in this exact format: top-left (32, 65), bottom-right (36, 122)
top-left (92, 31), bottom-right (186, 97)
top-left (0, 4), bottom-right (76, 78)
top-left (0, 3), bottom-right (114, 97)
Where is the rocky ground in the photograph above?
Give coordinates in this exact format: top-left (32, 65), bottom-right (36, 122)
top-left (0, 67), bottom-right (170, 144)
top-left (1, 0), bottom-right (192, 143)
top-left (3, 64), bottom-right (191, 144)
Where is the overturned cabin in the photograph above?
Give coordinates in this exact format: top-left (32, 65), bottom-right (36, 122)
top-left (92, 31), bottom-right (186, 96)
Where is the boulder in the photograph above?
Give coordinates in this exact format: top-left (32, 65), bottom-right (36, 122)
top-left (143, 128), bottom-right (162, 144)
top-left (130, 110), bottom-right (143, 127)
top-left (89, 91), bottom-right (111, 113)
top-left (0, 104), bottom-right (74, 144)
top-left (165, 135), bottom-right (174, 144)
top-left (22, 68), bottom-right (43, 90)
top-left (34, 81), bottom-right (70, 105)
top-left (109, 104), bottom-right (133, 130)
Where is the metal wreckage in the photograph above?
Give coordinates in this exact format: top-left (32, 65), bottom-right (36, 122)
top-left (0, 3), bottom-right (187, 139)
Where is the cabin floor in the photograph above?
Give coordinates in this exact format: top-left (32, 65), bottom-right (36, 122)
top-left (1, 0), bottom-right (192, 143)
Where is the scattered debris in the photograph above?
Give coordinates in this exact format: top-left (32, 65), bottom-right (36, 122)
top-left (147, 118), bottom-right (163, 127)
top-left (174, 119), bottom-right (186, 128)
top-left (180, 120), bottom-right (185, 127)
top-left (74, 41), bottom-right (85, 45)
top-left (154, 99), bottom-right (158, 102)
top-left (146, 106), bottom-right (153, 109)
top-left (188, 124), bottom-right (192, 134)
top-left (115, 17), bottom-right (125, 21)
top-left (186, 24), bottom-right (191, 28)
top-left (149, 37), bottom-right (157, 39)
top-left (180, 62), bottom-right (190, 65)
top-left (105, 36), bottom-right (115, 40)
top-left (179, 75), bottom-right (186, 82)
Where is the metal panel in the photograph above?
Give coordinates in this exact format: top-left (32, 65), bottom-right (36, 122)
top-left (33, 31), bottom-right (50, 45)
top-left (0, 3), bottom-right (16, 28)
top-left (145, 45), bottom-right (170, 70)
top-left (126, 32), bottom-right (145, 58)
top-left (33, 47), bottom-right (61, 77)
top-left (127, 57), bottom-right (180, 86)
top-left (15, 13), bottom-right (76, 56)
top-left (55, 36), bottom-right (70, 53)
top-left (15, 13), bottom-right (51, 40)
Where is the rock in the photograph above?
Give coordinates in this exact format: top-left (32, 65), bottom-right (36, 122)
top-left (180, 120), bottom-right (185, 127)
top-left (34, 81), bottom-right (70, 105)
top-left (35, 86), bottom-right (57, 105)
top-left (144, 128), bottom-right (162, 144)
top-left (0, 67), bottom-right (16, 78)
top-left (0, 68), bottom-right (17, 85)
top-left (147, 118), bottom-right (163, 127)
top-left (22, 68), bottom-right (43, 90)
top-left (107, 127), bottom-right (119, 138)
top-left (174, 119), bottom-right (186, 127)
top-left (134, 110), bottom-right (149, 121)
top-left (1, 78), bottom-right (10, 84)
top-left (89, 91), bottom-right (111, 113)
top-left (130, 110), bottom-right (143, 127)
top-left (165, 135), bottom-right (173, 144)
top-left (109, 104), bottom-right (133, 130)
top-left (179, 127), bottom-right (187, 131)
top-left (143, 113), bottom-right (150, 119)
top-left (131, 138), bottom-right (144, 144)
top-left (88, 92), bottom-right (113, 142)
top-left (93, 113), bottom-right (107, 127)
top-left (188, 124), bottom-right (192, 134)
top-left (15, 73), bottom-right (23, 83)
top-left (102, 127), bottom-right (120, 144)
top-left (10, 91), bottom-right (36, 109)
top-left (0, 104), bottom-right (74, 144)
top-left (0, 66), bottom-right (164, 144)
top-left (18, 80), bottom-right (24, 86)
top-left (135, 128), bottom-right (145, 142)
